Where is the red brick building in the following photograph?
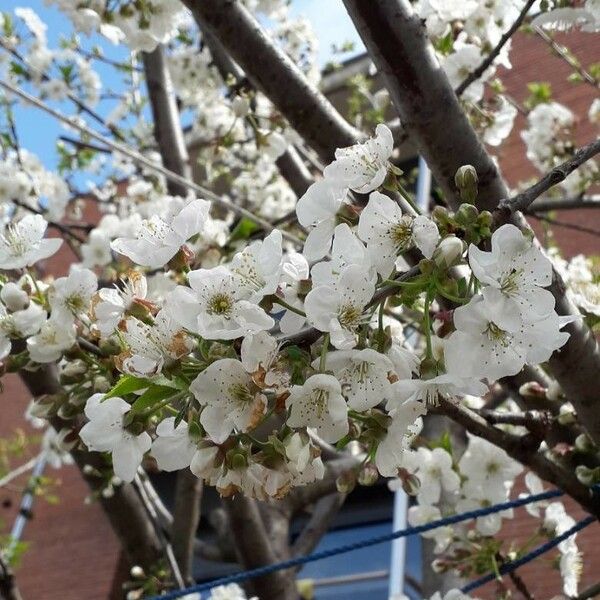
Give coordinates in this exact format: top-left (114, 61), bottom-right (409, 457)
top-left (1, 28), bottom-right (599, 600)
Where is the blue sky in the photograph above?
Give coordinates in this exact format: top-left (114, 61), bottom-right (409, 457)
top-left (3, 0), bottom-right (364, 177)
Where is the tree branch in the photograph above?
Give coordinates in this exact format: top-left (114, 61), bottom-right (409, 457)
top-left (342, 0), bottom-right (507, 207)
top-left (171, 470), bottom-right (202, 582)
top-left (142, 44), bottom-right (192, 197)
top-left (0, 551), bottom-right (22, 600)
top-left (15, 356), bottom-right (165, 572)
top-left (438, 398), bottom-right (600, 518)
top-left (291, 492), bottom-right (346, 559)
top-left (498, 138), bottom-right (600, 216)
top-left (526, 195), bottom-right (600, 212)
top-left (222, 495), bottom-right (296, 600)
top-left (182, 0), bottom-right (362, 162)
top-left (455, 0), bottom-right (536, 96)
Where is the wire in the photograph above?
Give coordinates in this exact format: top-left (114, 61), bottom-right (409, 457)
top-left (146, 487), bottom-right (568, 600)
top-left (461, 515), bottom-right (595, 593)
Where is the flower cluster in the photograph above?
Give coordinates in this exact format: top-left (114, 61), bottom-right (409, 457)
top-left (1, 124), bottom-right (571, 512)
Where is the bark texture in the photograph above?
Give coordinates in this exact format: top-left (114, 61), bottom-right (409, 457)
top-left (182, 0), bottom-right (361, 162)
top-left (142, 45), bottom-right (191, 196)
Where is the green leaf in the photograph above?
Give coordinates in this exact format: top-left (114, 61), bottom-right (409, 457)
top-left (229, 217), bottom-right (260, 242)
top-left (104, 375), bottom-right (150, 399)
top-left (130, 385), bottom-right (177, 414)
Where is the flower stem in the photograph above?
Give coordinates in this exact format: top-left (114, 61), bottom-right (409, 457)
top-left (272, 296), bottom-right (306, 317)
top-left (423, 286), bottom-right (434, 359)
top-left (320, 333), bottom-right (330, 372)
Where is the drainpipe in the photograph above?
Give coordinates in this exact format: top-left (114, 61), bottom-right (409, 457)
top-left (388, 156), bottom-right (431, 598)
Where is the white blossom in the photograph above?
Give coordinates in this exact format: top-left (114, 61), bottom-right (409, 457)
top-left (285, 373), bottom-right (348, 443)
top-left (111, 199), bottom-right (211, 268)
top-left (358, 191), bottom-right (439, 277)
top-left (168, 265), bottom-right (274, 340)
top-left (305, 264), bottom-right (375, 349)
top-left (190, 358), bottom-right (267, 444)
top-left (324, 124), bottom-right (393, 193)
top-left (0, 215), bottom-right (62, 270)
top-left (318, 348), bottom-right (393, 411)
top-left (79, 393), bottom-right (151, 482)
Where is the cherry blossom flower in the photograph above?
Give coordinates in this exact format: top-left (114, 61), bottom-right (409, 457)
top-left (296, 179), bottom-right (348, 262)
top-left (285, 373), bottom-right (348, 443)
top-left (240, 331), bottom-right (289, 392)
top-left (404, 447), bottom-right (460, 505)
top-left (92, 271), bottom-right (151, 337)
top-left (304, 264), bottom-right (375, 349)
top-left (375, 399), bottom-right (426, 477)
top-left (80, 229), bottom-right (112, 268)
top-left (111, 198), bottom-right (211, 268)
top-left (444, 294), bottom-right (571, 381)
top-left (277, 251), bottom-right (309, 334)
top-left (48, 267), bottom-right (97, 322)
top-left (358, 191), bottom-right (440, 277)
top-left (168, 265), bottom-right (274, 340)
top-left (27, 317), bottom-right (77, 363)
top-left (389, 374), bottom-right (488, 409)
top-left (469, 224), bottom-right (555, 319)
top-left (190, 358), bottom-right (267, 444)
top-left (0, 214), bottom-right (62, 270)
top-left (323, 124), bottom-right (393, 193)
top-left (407, 504), bottom-right (454, 553)
top-left (229, 229), bottom-right (283, 302)
top-left (459, 435), bottom-right (523, 496)
top-left (318, 348), bottom-right (393, 411)
top-left (79, 393), bottom-right (151, 482)
top-left (0, 301), bottom-right (46, 360)
top-left (117, 309), bottom-right (192, 377)
top-left (311, 223), bottom-right (376, 288)
top-left (151, 417), bottom-right (220, 478)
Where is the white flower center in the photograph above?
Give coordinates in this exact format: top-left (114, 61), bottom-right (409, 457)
top-left (338, 303), bottom-right (363, 330)
top-left (484, 321), bottom-right (511, 346)
top-left (500, 268), bottom-right (523, 296)
top-left (2, 225), bottom-right (29, 258)
top-left (388, 217), bottom-right (414, 252)
top-left (207, 292), bottom-right (234, 317)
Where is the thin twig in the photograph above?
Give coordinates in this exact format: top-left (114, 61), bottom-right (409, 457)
top-left (497, 138), bottom-right (600, 216)
top-left (534, 26), bottom-right (599, 89)
top-left (527, 195), bottom-right (600, 212)
top-left (530, 213), bottom-right (600, 238)
top-left (456, 0), bottom-right (536, 96)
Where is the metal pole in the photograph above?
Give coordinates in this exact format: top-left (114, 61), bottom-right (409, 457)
top-left (388, 156), bottom-right (431, 597)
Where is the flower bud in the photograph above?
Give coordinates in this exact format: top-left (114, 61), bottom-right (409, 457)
top-left (575, 433), bottom-right (595, 453)
top-left (358, 463), bottom-right (379, 486)
top-left (575, 465), bottom-right (600, 486)
top-left (373, 89), bottom-right (390, 110)
top-left (518, 381), bottom-right (547, 400)
top-left (454, 203), bottom-right (479, 225)
top-left (101, 486), bottom-right (115, 498)
top-left (130, 566), bottom-right (145, 579)
top-left (336, 470), bottom-right (356, 494)
top-left (557, 403), bottom-right (576, 425)
top-left (99, 336), bottom-right (122, 356)
top-left (232, 96), bottom-right (250, 118)
top-left (454, 165), bottom-right (478, 203)
top-left (0, 282), bottom-right (29, 311)
top-left (432, 236), bottom-right (464, 269)
top-left (93, 375), bottom-right (111, 393)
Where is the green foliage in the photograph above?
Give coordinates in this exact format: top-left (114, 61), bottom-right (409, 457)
top-left (524, 81), bottom-right (552, 109)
